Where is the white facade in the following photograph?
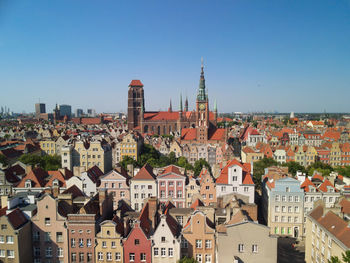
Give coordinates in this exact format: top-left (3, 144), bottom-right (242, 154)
top-left (130, 179), bottom-right (157, 211)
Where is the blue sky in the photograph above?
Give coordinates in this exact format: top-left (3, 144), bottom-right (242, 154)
top-left (0, 0), bottom-right (350, 114)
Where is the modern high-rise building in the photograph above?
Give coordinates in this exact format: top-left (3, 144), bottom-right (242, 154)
top-left (87, 109), bottom-right (96, 117)
top-left (75, 108), bottom-right (83, 117)
top-left (35, 103), bottom-right (46, 119)
top-left (59, 104), bottom-right (72, 118)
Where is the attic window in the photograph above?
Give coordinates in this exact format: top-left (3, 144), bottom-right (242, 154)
top-left (25, 180), bottom-right (31, 188)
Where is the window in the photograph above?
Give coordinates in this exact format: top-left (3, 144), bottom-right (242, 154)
top-left (176, 216), bottom-right (183, 225)
top-left (0, 250), bottom-right (4, 257)
top-left (232, 176), bottom-right (238, 181)
top-left (98, 252), bottom-right (103, 261)
top-left (161, 236), bottom-right (166, 242)
top-left (111, 241), bottom-right (116, 248)
top-left (177, 190), bottom-right (182, 198)
top-left (45, 247), bottom-right (52, 258)
top-left (79, 238), bottom-right (84, 247)
top-left (154, 248), bottom-right (159, 256)
top-left (196, 254), bottom-right (202, 262)
top-left (115, 252), bottom-right (121, 261)
top-left (205, 239), bottom-right (212, 249)
top-left (45, 232), bottom-right (51, 242)
top-left (275, 216), bottom-right (279, 222)
top-left (135, 239), bottom-right (140, 245)
top-left (45, 217), bottom-right (51, 225)
top-left (244, 187), bottom-right (249, 192)
top-left (87, 238), bottom-right (92, 247)
top-left (181, 237), bottom-right (188, 248)
top-left (205, 254), bottom-right (212, 263)
top-left (87, 253), bottom-right (93, 262)
top-left (252, 244), bottom-right (258, 253)
top-left (6, 236), bottom-right (13, 244)
top-left (196, 239), bottom-right (202, 248)
top-left (275, 195), bottom-right (280, 201)
top-left (238, 244), bottom-right (244, 252)
top-left (282, 206), bottom-right (286, 213)
top-left (288, 206), bottom-right (292, 213)
top-left (295, 206), bottom-right (299, 213)
top-left (6, 250), bottom-right (14, 258)
top-left (79, 253), bottom-right (84, 262)
top-left (282, 196), bottom-right (286, 202)
top-left (289, 196), bottom-right (293, 202)
top-left (102, 241), bottom-right (107, 248)
top-left (168, 248), bottom-right (174, 257)
top-left (140, 253), bottom-right (146, 261)
top-left (221, 186), bottom-right (226, 192)
top-left (56, 232), bottom-right (63, 243)
top-left (161, 248), bottom-right (166, 257)
top-left (1, 224), bottom-right (6, 230)
top-left (275, 206), bottom-right (280, 212)
top-left (295, 196), bottom-right (300, 202)
top-left (107, 252), bottom-right (112, 261)
top-left (57, 248), bottom-right (63, 257)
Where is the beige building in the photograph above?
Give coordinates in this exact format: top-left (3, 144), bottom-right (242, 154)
top-left (241, 146), bottom-right (263, 163)
top-left (185, 176), bottom-right (201, 208)
top-left (95, 217), bottom-right (124, 262)
top-left (216, 221), bottom-right (277, 263)
top-left (62, 140), bottom-right (112, 173)
top-left (305, 199), bottom-right (350, 263)
top-left (0, 208), bottom-right (33, 263)
top-left (31, 194), bottom-right (69, 263)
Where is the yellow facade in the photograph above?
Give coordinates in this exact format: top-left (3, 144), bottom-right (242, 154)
top-left (306, 146), bottom-right (318, 166)
top-left (39, 139), bottom-right (56, 155)
top-left (330, 143), bottom-right (341, 167)
top-left (120, 133), bottom-right (139, 161)
top-left (305, 216), bottom-right (346, 263)
top-left (95, 221), bottom-right (123, 262)
top-left (74, 141), bottom-right (110, 173)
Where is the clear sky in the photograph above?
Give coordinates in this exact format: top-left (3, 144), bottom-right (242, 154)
top-left (1, 0), bottom-right (350, 114)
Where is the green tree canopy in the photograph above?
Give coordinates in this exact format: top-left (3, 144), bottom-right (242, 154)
top-left (193, 158), bottom-right (211, 177)
top-left (0, 154), bottom-right (8, 166)
top-left (282, 161), bottom-right (306, 176)
top-left (177, 256), bottom-right (198, 263)
top-left (252, 157), bottom-right (278, 189)
top-left (19, 154), bottom-right (61, 171)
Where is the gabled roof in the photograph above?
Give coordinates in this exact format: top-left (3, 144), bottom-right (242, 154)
top-left (6, 208), bottom-right (29, 230)
top-left (144, 111), bottom-right (179, 121)
top-left (216, 159), bottom-right (251, 185)
top-left (62, 185), bottom-right (86, 199)
top-left (86, 165), bottom-right (104, 184)
top-left (300, 177), bottom-right (318, 192)
top-left (208, 128), bottom-right (225, 141)
top-left (159, 165), bottom-right (183, 176)
top-left (190, 199), bottom-right (204, 210)
top-left (132, 164), bottom-right (156, 180)
top-left (318, 179), bottom-right (337, 193)
top-left (181, 128), bottom-right (197, 141)
top-left (17, 167), bottom-right (48, 188)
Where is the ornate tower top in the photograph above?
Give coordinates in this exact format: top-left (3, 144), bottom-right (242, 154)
top-left (197, 58), bottom-right (207, 101)
top-left (179, 93), bottom-right (183, 112)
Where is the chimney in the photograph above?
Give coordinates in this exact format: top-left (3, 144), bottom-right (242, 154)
top-left (127, 164), bottom-right (134, 177)
top-left (25, 165), bottom-right (32, 174)
top-left (147, 197), bottom-right (158, 230)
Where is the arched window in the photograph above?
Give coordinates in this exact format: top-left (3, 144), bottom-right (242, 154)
top-left (144, 125), bottom-right (148, 133)
top-left (157, 126), bottom-right (160, 135)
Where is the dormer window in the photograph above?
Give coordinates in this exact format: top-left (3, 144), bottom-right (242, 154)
top-left (53, 179), bottom-right (59, 187)
top-left (25, 180), bottom-right (31, 188)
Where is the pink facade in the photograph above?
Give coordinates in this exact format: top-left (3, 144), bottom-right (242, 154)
top-left (99, 169), bottom-right (130, 210)
top-left (123, 221), bottom-right (152, 263)
top-left (157, 166), bottom-right (186, 208)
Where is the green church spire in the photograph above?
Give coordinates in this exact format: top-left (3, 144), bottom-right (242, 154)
top-left (197, 57), bottom-right (207, 101)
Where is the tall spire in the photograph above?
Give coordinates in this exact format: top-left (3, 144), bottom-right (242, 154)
top-left (197, 57), bottom-right (207, 101)
top-left (185, 96), bottom-right (189, 112)
top-left (169, 99), bottom-right (172, 112)
top-left (179, 93), bottom-right (183, 112)
top-left (214, 99), bottom-right (217, 112)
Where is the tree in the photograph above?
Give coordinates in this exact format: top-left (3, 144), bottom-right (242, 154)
top-left (0, 154), bottom-right (8, 166)
top-left (193, 158), bottom-right (211, 177)
top-left (177, 256), bottom-right (198, 263)
top-left (19, 154), bottom-right (61, 171)
top-left (252, 158), bottom-right (278, 189)
top-left (306, 161), bottom-right (334, 177)
top-left (119, 156), bottom-right (138, 170)
top-left (328, 251), bottom-right (350, 263)
top-left (177, 156), bottom-right (194, 171)
top-left (328, 256), bottom-right (341, 263)
top-left (282, 161), bottom-right (306, 176)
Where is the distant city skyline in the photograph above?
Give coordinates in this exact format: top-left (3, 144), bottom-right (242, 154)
top-left (1, 1), bottom-right (350, 114)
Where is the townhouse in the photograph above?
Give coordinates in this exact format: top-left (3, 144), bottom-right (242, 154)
top-left (216, 159), bottom-right (255, 203)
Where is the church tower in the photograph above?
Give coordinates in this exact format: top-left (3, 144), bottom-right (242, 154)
top-left (196, 59), bottom-right (209, 143)
top-left (128, 80), bottom-right (144, 131)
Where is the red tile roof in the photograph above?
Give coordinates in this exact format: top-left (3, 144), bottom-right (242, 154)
top-left (129, 80), bottom-right (143, 87)
top-left (300, 177), bottom-right (317, 192)
top-left (190, 199), bottom-right (204, 210)
top-left (340, 198), bottom-right (350, 214)
top-left (209, 128), bottom-right (226, 141)
top-left (181, 128), bottom-right (197, 141)
top-left (159, 165), bottom-right (182, 176)
top-left (318, 179), bottom-right (337, 193)
top-left (216, 159), bottom-right (252, 185)
top-left (144, 111), bottom-right (179, 121)
top-left (133, 164), bottom-right (156, 180)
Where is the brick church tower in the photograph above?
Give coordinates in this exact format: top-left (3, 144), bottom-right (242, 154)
top-left (128, 80), bottom-right (144, 131)
top-left (196, 59), bottom-right (209, 143)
